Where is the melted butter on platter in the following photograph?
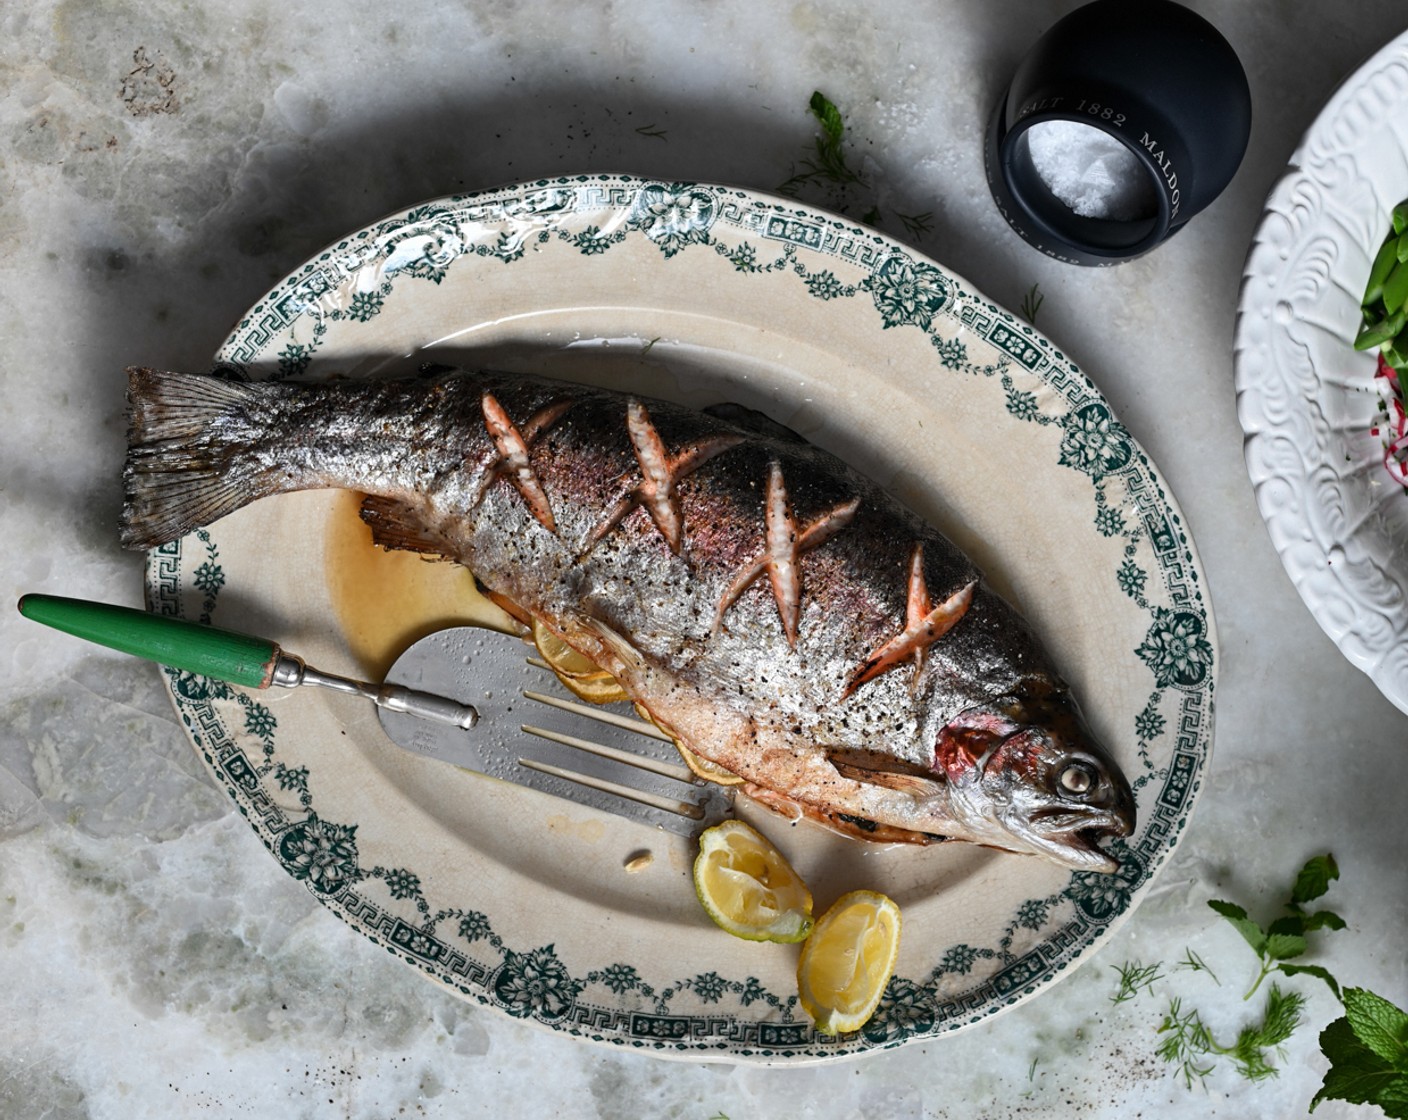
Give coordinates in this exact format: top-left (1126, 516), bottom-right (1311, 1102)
top-left (324, 489), bottom-right (516, 680)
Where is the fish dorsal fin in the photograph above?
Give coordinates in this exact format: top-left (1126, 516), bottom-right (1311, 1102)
top-left (359, 495), bottom-right (456, 559)
top-left (825, 748), bottom-right (943, 796)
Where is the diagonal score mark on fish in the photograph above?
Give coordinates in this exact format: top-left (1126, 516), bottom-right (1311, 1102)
top-left (121, 366), bottom-right (1136, 872)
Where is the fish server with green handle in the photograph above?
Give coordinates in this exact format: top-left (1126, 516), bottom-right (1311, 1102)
top-left (17, 595), bottom-right (732, 837)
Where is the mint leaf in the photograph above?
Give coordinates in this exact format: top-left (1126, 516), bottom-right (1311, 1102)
top-left (1301, 909), bottom-right (1347, 933)
top-left (1277, 963), bottom-right (1342, 998)
top-left (1264, 931), bottom-right (1309, 962)
top-left (1383, 1078), bottom-right (1408, 1116)
top-left (1209, 899), bottom-right (1267, 955)
top-left (1314, 1017), bottom-right (1408, 1116)
top-left (1293, 854), bottom-right (1339, 907)
top-left (1344, 987), bottom-right (1408, 1067)
top-left (1317, 992), bottom-right (1408, 1117)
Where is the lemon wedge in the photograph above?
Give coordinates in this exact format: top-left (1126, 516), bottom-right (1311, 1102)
top-left (796, 890), bottom-right (902, 1034)
top-left (532, 618), bottom-right (629, 705)
top-left (692, 820), bottom-right (814, 943)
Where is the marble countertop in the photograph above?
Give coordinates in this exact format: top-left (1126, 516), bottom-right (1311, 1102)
top-left (3, 1), bottom-right (1406, 1116)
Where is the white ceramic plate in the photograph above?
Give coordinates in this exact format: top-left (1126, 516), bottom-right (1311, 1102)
top-left (1236, 31), bottom-right (1408, 715)
top-left (147, 175), bottom-right (1215, 1061)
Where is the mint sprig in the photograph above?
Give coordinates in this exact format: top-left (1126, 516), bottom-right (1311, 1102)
top-left (1313, 988), bottom-right (1408, 1117)
top-left (1208, 853), bottom-right (1345, 999)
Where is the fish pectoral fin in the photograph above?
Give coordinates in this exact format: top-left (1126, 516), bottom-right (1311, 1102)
top-left (741, 783), bottom-right (941, 844)
top-left (702, 402), bottom-right (808, 445)
top-left (825, 749), bottom-right (943, 796)
top-left (359, 495), bottom-right (457, 559)
top-left (579, 615), bottom-right (648, 676)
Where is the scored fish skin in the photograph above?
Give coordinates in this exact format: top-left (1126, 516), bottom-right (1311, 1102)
top-left (123, 365), bottom-right (1136, 871)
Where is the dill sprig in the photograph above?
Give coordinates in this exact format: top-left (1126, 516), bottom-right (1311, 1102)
top-left (1020, 283), bottom-right (1044, 325)
top-left (897, 210), bottom-right (935, 240)
top-left (1111, 960), bottom-right (1165, 1005)
top-left (1176, 948), bottom-right (1219, 985)
top-left (1156, 985), bottom-right (1305, 1087)
top-left (776, 92), bottom-right (933, 245)
top-left (777, 91), bottom-right (867, 197)
top-left (1156, 997), bottom-right (1217, 1089)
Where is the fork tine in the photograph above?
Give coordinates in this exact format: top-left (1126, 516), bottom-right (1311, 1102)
top-left (520, 688), bottom-right (674, 742)
top-left (521, 721), bottom-right (696, 782)
top-left (516, 756), bottom-right (709, 819)
top-left (378, 626), bottom-right (734, 837)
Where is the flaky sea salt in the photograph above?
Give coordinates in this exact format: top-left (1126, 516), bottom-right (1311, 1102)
top-left (1025, 119), bottom-right (1158, 222)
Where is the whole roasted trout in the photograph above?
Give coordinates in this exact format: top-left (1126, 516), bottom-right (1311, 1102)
top-left (122, 366), bottom-right (1135, 871)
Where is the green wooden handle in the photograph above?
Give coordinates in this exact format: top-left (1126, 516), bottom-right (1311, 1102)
top-left (17, 594), bottom-right (280, 689)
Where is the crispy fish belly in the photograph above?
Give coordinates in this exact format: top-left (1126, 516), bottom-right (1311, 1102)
top-left (122, 366), bottom-right (1136, 871)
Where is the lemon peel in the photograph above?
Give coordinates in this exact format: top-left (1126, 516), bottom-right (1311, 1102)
top-left (692, 820), bottom-right (814, 943)
top-left (796, 889), bottom-right (902, 1034)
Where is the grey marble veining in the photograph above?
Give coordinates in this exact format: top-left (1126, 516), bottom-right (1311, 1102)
top-left (3, 1), bottom-right (1406, 1116)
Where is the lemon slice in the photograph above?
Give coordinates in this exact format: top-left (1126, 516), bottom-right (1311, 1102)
top-left (628, 703), bottom-right (745, 785)
top-left (532, 618), bottom-right (629, 705)
top-left (692, 820), bottom-right (814, 943)
top-left (675, 742), bottom-right (746, 786)
top-left (553, 673), bottom-right (630, 705)
top-left (797, 890), bottom-right (902, 1034)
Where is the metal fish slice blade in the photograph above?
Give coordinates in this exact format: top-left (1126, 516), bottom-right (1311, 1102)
top-left (377, 627), bottom-right (732, 837)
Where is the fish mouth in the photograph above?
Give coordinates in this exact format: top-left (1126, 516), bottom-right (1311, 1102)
top-left (1021, 807), bottom-right (1134, 872)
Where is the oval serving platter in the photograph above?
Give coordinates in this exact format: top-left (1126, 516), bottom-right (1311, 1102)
top-left (145, 175), bottom-right (1215, 1062)
top-left (1236, 29), bottom-right (1408, 716)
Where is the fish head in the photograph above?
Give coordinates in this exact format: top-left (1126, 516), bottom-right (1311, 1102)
top-left (935, 694), bottom-right (1135, 872)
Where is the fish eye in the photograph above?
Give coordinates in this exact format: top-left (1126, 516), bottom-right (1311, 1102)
top-left (1057, 760), bottom-right (1099, 798)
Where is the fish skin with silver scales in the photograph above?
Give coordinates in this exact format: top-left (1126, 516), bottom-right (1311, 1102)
top-left (120, 364), bottom-right (1136, 871)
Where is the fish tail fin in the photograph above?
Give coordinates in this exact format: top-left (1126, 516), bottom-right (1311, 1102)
top-left (121, 367), bottom-right (281, 550)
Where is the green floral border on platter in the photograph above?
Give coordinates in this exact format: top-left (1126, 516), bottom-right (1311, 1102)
top-left (146, 175), bottom-right (1214, 1061)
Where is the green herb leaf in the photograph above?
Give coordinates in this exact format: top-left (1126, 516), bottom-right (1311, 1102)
top-left (1156, 997), bottom-right (1216, 1089)
top-left (1268, 913), bottom-right (1307, 938)
top-left (1300, 909), bottom-right (1347, 933)
top-left (1219, 983), bottom-right (1306, 1082)
top-left (1277, 963), bottom-right (1342, 999)
top-left (809, 91), bottom-right (845, 146)
top-left (1313, 1016), bottom-right (1408, 1116)
top-left (1264, 931), bottom-right (1309, 963)
top-left (1367, 237), bottom-right (1401, 303)
top-left (1292, 854), bottom-right (1340, 907)
top-left (1344, 987), bottom-right (1408, 1067)
top-left (1209, 899), bottom-right (1268, 955)
top-left (1260, 983), bottom-right (1306, 1047)
top-left (1356, 308), bottom-right (1408, 350)
top-left (776, 92), bottom-right (867, 199)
